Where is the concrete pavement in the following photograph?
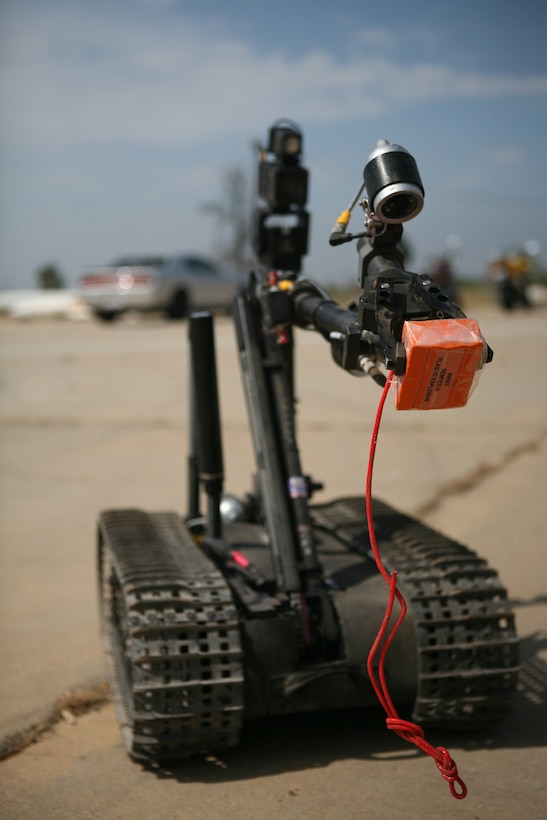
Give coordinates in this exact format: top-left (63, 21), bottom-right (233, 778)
top-left (0, 305), bottom-right (546, 818)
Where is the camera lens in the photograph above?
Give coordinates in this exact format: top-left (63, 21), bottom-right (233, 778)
top-left (373, 184), bottom-right (423, 223)
top-left (383, 193), bottom-right (417, 219)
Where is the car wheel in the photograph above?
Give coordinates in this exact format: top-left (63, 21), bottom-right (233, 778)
top-left (94, 309), bottom-right (119, 323)
top-left (166, 289), bottom-right (188, 320)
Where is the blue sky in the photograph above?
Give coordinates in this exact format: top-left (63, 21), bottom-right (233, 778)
top-left (1, 0), bottom-right (546, 288)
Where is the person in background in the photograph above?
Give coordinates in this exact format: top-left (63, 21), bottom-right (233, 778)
top-left (487, 252), bottom-right (531, 311)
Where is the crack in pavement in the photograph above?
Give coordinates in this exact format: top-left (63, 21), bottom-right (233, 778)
top-left (413, 430), bottom-right (547, 519)
top-left (0, 681), bottom-right (110, 762)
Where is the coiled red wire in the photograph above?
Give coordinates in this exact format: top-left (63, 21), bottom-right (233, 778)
top-left (365, 371), bottom-right (467, 800)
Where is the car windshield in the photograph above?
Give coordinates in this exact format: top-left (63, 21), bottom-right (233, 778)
top-left (181, 257), bottom-right (218, 275)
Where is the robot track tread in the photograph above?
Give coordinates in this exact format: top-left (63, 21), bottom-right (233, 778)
top-left (311, 496), bottom-right (520, 729)
top-left (98, 508), bottom-right (244, 762)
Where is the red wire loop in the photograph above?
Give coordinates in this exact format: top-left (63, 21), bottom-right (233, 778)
top-left (366, 372), bottom-right (467, 801)
top-left (435, 747), bottom-right (468, 799)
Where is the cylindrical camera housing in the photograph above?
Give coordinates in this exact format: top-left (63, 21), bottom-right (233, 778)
top-left (364, 141), bottom-right (424, 223)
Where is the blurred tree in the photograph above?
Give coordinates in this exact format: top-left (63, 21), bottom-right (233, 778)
top-left (202, 167), bottom-right (254, 274)
top-left (37, 263), bottom-right (65, 290)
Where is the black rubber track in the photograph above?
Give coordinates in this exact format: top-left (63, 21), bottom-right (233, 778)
top-left (98, 498), bottom-right (519, 762)
top-left (311, 496), bottom-right (520, 728)
top-left (98, 509), bottom-right (244, 761)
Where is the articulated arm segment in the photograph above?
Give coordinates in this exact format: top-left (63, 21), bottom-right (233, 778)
top-left (357, 233), bottom-right (492, 376)
top-left (291, 279), bottom-right (379, 373)
top-left (359, 267), bottom-right (468, 375)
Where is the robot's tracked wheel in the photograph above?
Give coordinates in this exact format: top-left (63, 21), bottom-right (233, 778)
top-left (98, 509), bottom-right (244, 761)
top-left (312, 496), bottom-right (520, 728)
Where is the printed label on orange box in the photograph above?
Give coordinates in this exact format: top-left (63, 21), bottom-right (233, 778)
top-left (392, 318), bottom-right (487, 410)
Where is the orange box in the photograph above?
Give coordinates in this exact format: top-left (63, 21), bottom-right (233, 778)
top-left (392, 318), bottom-right (487, 410)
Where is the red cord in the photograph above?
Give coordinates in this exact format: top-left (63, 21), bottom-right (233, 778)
top-left (365, 372), bottom-right (467, 800)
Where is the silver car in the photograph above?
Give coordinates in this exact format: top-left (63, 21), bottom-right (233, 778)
top-left (78, 254), bottom-right (243, 321)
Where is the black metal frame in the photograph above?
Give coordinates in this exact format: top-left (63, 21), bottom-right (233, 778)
top-left (185, 213), bottom-right (479, 663)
